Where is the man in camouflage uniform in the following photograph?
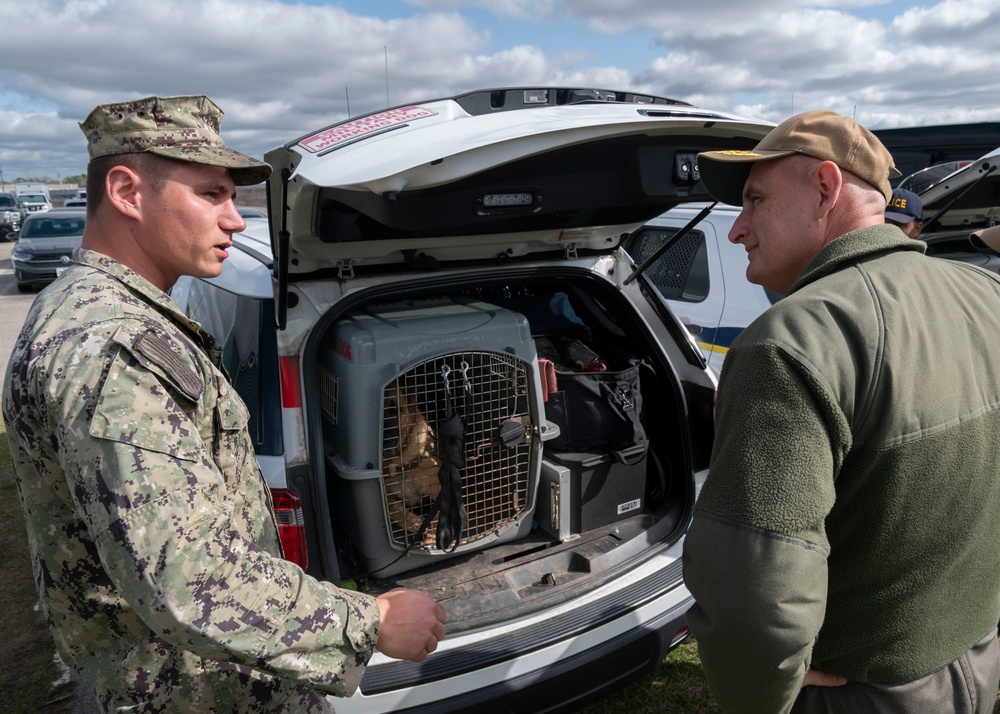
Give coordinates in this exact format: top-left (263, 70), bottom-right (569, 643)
top-left (3, 95), bottom-right (446, 713)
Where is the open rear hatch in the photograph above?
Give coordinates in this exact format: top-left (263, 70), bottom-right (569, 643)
top-left (917, 146), bottom-right (1000, 231)
top-left (264, 88), bottom-right (773, 298)
top-left (263, 88), bottom-right (773, 631)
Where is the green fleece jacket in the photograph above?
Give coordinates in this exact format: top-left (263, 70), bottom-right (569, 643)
top-left (683, 224), bottom-right (1000, 714)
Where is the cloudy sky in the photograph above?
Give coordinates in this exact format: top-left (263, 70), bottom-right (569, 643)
top-left (0, 0), bottom-right (996, 183)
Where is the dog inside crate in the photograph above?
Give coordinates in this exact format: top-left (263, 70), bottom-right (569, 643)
top-left (379, 351), bottom-right (534, 554)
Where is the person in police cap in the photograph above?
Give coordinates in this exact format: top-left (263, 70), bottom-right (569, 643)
top-left (885, 186), bottom-right (925, 238)
top-left (682, 109), bottom-right (1000, 714)
top-left (3, 95), bottom-right (445, 713)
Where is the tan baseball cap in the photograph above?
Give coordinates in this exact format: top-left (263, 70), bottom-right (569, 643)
top-left (697, 110), bottom-right (899, 206)
top-left (970, 225), bottom-right (1000, 253)
top-left (80, 95), bottom-right (271, 186)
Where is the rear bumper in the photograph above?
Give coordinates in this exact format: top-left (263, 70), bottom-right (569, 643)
top-left (331, 542), bottom-right (694, 714)
top-left (401, 594), bottom-right (693, 713)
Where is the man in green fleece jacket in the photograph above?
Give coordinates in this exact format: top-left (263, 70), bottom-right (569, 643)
top-left (683, 110), bottom-right (1000, 713)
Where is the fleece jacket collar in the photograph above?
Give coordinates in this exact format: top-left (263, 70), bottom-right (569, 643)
top-left (790, 224), bottom-right (926, 295)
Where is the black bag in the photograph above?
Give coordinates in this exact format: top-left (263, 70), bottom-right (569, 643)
top-left (545, 358), bottom-right (647, 464)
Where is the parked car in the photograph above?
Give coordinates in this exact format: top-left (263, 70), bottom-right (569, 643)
top-left (14, 182), bottom-right (53, 217)
top-left (623, 203), bottom-right (781, 375)
top-left (897, 160), bottom-right (972, 195)
top-left (12, 207), bottom-right (86, 292)
top-left (914, 146), bottom-right (1000, 231)
top-left (236, 204), bottom-right (266, 220)
top-left (170, 86), bottom-right (773, 713)
top-left (872, 121), bottom-right (1000, 186)
top-left (894, 146), bottom-right (1000, 274)
top-left (0, 191), bottom-right (21, 240)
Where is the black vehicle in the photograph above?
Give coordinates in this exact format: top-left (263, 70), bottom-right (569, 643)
top-left (12, 208), bottom-right (85, 291)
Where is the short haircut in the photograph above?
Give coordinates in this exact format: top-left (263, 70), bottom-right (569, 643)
top-left (86, 153), bottom-right (181, 216)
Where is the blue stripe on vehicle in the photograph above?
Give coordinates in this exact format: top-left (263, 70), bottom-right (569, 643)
top-left (692, 326), bottom-right (745, 355)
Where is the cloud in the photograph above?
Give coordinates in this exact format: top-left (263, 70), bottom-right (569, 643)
top-left (892, 0), bottom-right (1000, 42)
top-left (0, 0), bottom-right (996, 180)
top-left (402, 0), bottom-right (560, 19)
top-left (0, 0), bottom-right (495, 176)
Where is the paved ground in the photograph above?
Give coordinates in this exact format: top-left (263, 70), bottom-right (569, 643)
top-left (0, 239), bottom-right (39, 378)
top-left (0, 239), bottom-right (100, 713)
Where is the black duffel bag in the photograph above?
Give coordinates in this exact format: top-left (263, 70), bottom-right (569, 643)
top-left (545, 358), bottom-right (647, 464)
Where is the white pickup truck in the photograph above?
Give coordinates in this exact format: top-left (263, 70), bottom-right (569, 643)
top-left (15, 182), bottom-right (52, 216)
top-left (63, 189), bottom-right (87, 208)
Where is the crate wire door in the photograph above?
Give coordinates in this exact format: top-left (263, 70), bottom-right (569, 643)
top-left (380, 350), bottom-right (534, 552)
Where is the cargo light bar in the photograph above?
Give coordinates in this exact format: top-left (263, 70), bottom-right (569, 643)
top-left (482, 192), bottom-right (533, 208)
top-left (475, 188), bottom-right (541, 216)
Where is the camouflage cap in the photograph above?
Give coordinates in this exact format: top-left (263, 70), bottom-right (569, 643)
top-left (80, 95), bottom-right (271, 186)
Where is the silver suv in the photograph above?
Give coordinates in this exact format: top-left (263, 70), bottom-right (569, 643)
top-left (172, 87), bottom-right (771, 713)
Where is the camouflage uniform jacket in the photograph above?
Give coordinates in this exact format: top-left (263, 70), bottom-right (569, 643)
top-left (3, 249), bottom-right (381, 713)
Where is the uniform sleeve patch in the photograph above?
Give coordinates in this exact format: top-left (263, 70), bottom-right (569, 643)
top-left (132, 329), bottom-right (203, 402)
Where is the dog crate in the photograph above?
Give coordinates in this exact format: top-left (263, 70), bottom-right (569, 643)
top-left (319, 297), bottom-right (548, 576)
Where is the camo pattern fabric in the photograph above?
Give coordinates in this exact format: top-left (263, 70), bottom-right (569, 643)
top-left (3, 249), bottom-right (380, 713)
top-left (79, 95), bottom-right (271, 185)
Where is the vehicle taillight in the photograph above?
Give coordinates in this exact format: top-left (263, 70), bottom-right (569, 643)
top-left (271, 488), bottom-right (308, 570)
top-left (278, 356), bottom-right (301, 408)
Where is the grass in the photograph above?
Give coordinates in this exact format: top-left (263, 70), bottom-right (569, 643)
top-left (581, 641), bottom-right (720, 713)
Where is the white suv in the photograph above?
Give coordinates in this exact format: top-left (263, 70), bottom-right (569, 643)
top-left (172, 87), bottom-right (771, 713)
top-left (624, 203), bottom-right (781, 375)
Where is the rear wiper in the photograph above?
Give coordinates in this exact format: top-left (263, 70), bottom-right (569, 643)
top-left (623, 202), bottom-right (717, 285)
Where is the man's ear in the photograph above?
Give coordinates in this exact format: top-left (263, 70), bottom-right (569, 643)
top-left (814, 161), bottom-right (843, 221)
top-left (105, 166), bottom-right (142, 220)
